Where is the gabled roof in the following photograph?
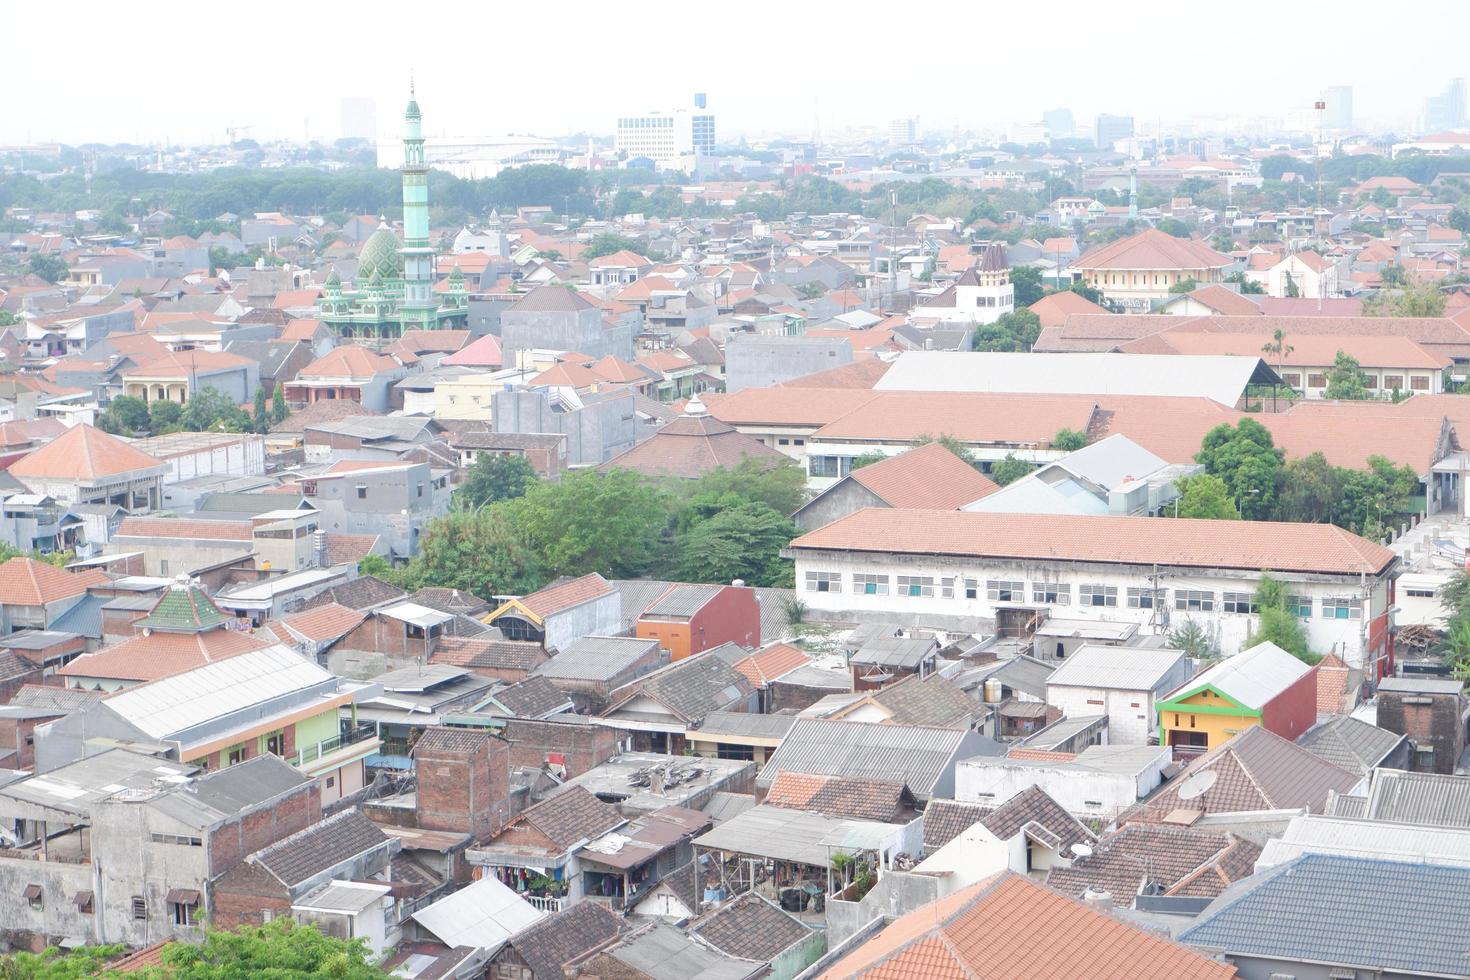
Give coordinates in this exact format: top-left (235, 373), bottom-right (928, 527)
top-left (599, 406), bottom-right (787, 480)
top-left (1046, 823), bottom-right (1261, 907)
top-left (1297, 716), bottom-right (1405, 776)
top-left (505, 785), bottom-right (624, 850)
top-left (135, 578), bottom-right (229, 633)
top-left (297, 345), bottom-right (400, 380)
top-left (605, 652), bottom-right (753, 723)
top-left (441, 332), bottom-right (503, 367)
top-left (1179, 854), bottom-right (1470, 978)
top-left (790, 509), bottom-right (1396, 577)
top-left (248, 807), bottom-right (389, 888)
top-left (845, 442), bottom-right (999, 509)
top-left (1163, 641), bottom-right (1311, 710)
top-left (505, 285), bottom-right (596, 313)
top-left (488, 573), bottom-right (614, 626)
top-left (867, 673), bottom-right (978, 729)
top-left (819, 871), bottom-right (1236, 980)
top-left (57, 628), bottom-right (271, 683)
top-left (758, 718), bottom-right (1000, 799)
top-left (506, 901), bottom-right (627, 980)
top-left (10, 424), bottom-right (165, 482)
top-left (0, 558), bottom-right (107, 607)
top-left (278, 602), bottom-right (367, 645)
top-left (1134, 726), bottom-right (1358, 819)
top-left (763, 771), bottom-right (915, 823)
top-left (1047, 645), bottom-right (1189, 692)
top-left (689, 893), bottom-right (811, 963)
top-left (1074, 228), bottom-right (1232, 272)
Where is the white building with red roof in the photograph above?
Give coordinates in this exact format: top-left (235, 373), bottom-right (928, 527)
top-left (1074, 228), bottom-right (1233, 311)
top-left (9, 423), bottom-right (167, 512)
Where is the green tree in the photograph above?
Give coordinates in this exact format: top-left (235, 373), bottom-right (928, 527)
top-left (1171, 473), bottom-right (1240, 519)
top-left (914, 434), bottom-right (977, 466)
top-left (580, 233), bottom-right (644, 261)
top-left (1273, 452), bottom-right (1342, 523)
top-left (1168, 619), bottom-right (1219, 661)
top-left (1011, 265), bottom-right (1045, 306)
top-left (181, 386), bottom-right (250, 431)
top-left (457, 454), bottom-right (537, 510)
top-left (1168, 277), bottom-right (1200, 294)
top-left (1247, 572), bottom-right (1316, 662)
top-left (1335, 455), bottom-right (1419, 537)
top-left (672, 501), bottom-right (795, 587)
top-left (989, 454), bottom-right (1033, 486)
top-left (252, 385), bottom-right (269, 433)
top-left (393, 508), bottom-right (543, 598)
top-left (1052, 428), bottom-right (1087, 452)
top-left (104, 395), bottom-right (150, 433)
top-left (1323, 350), bottom-right (1372, 400)
top-left (1225, 271), bottom-right (1264, 294)
top-left (160, 918), bottom-right (391, 979)
top-left (972, 309), bottom-right (1042, 352)
top-left (148, 399), bottom-right (185, 432)
top-left (26, 252), bottom-right (67, 283)
top-left (850, 452), bottom-right (889, 471)
top-left (357, 553), bottom-right (392, 579)
top-left (1283, 270), bottom-right (1301, 298)
top-left (795, 281), bottom-right (825, 301)
top-left (0, 310), bottom-right (16, 326)
top-left (271, 383), bottom-right (289, 424)
top-left (1362, 275), bottom-right (1447, 317)
top-left (1155, 217), bottom-right (1195, 238)
top-left (1195, 418), bottom-right (1283, 520)
top-left (678, 460), bottom-right (806, 522)
top-left (1449, 207), bottom-right (1470, 234)
top-left (500, 469), bottom-right (671, 580)
top-left (1440, 569), bottom-right (1470, 622)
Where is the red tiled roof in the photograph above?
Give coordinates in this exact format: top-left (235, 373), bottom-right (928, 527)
top-left (9, 424), bottom-right (165, 482)
top-left (789, 508), bottom-right (1395, 576)
top-left (121, 349), bottom-right (256, 379)
top-left (1027, 289), bottom-right (1109, 328)
top-left (115, 518), bottom-right (254, 542)
top-left (0, 558), bottom-right (107, 606)
top-left (278, 318), bottom-right (325, 342)
top-left (513, 573), bottom-right (614, 620)
top-left (849, 442), bottom-right (999, 508)
top-left (817, 871), bottom-right (1236, 980)
top-left (57, 629), bottom-right (269, 682)
top-left (299, 345), bottom-right (401, 379)
top-left (279, 602), bottom-right (367, 643)
top-left (442, 333), bottom-right (503, 367)
top-left (1075, 228), bottom-right (1232, 272)
top-left (731, 643), bottom-right (810, 686)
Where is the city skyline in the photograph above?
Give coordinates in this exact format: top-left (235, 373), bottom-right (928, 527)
top-left (6, 0), bottom-right (1470, 146)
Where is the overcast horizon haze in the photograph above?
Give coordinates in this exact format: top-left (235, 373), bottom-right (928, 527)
top-left (7, 1), bottom-right (1470, 146)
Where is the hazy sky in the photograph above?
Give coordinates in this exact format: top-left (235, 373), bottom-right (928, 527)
top-left (6, 0), bottom-right (1470, 146)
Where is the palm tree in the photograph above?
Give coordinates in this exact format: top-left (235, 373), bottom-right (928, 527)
top-left (1261, 329), bottom-right (1293, 411)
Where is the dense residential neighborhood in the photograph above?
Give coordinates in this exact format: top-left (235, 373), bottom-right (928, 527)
top-left (9, 12), bottom-right (1470, 977)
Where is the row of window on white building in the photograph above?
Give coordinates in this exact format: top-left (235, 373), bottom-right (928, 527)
top-left (803, 571), bottom-right (1363, 619)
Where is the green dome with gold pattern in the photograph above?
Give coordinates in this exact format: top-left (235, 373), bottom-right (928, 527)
top-left (357, 223), bottom-right (404, 282)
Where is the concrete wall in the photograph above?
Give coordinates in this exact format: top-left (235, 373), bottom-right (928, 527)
top-left (955, 759), bottom-right (1146, 823)
top-left (725, 337), bottom-right (853, 393)
top-left (1378, 690), bottom-right (1468, 775)
top-left (544, 593), bottom-right (624, 653)
top-left (824, 870), bottom-right (940, 949)
top-left (492, 388), bottom-right (638, 466)
top-left (501, 306), bottom-right (619, 363)
top-left (1047, 684), bottom-right (1164, 745)
top-left (794, 482), bottom-right (887, 533)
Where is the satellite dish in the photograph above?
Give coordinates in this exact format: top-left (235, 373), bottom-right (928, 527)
top-left (1070, 843), bottom-right (1093, 859)
top-left (1175, 770), bottom-right (1218, 801)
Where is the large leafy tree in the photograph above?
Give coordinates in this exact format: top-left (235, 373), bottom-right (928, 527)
top-left (1171, 474), bottom-right (1239, 520)
top-left (1010, 265), bottom-right (1044, 306)
top-left (393, 508), bottom-right (542, 598)
top-left (181, 386), bottom-right (251, 432)
top-left (1273, 452), bottom-right (1342, 523)
top-left (1362, 275), bottom-right (1447, 317)
top-left (103, 395), bottom-right (150, 433)
top-left (1323, 350), bottom-right (1372, 400)
top-left (457, 454), bottom-right (537, 510)
top-left (161, 918), bottom-right (390, 979)
top-left (676, 459), bottom-right (805, 522)
top-left (989, 454), bottom-right (1033, 486)
top-left (1195, 418), bottom-right (1283, 520)
top-left (673, 501), bottom-right (795, 587)
top-left (500, 469), bottom-right (671, 580)
top-left (1335, 455), bottom-right (1419, 538)
top-left (1247, 572), bottom-right (1316, 663)
top-left (972, 309), bottom-right (1041, 352)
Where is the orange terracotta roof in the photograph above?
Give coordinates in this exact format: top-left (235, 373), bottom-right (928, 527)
top-left (299, 345), bottom-right (400, 379)
top-left (442, 333), bottom-right (503, 367)
top-left (515, 573), bottom-right (614, 620)
top-left (817, 871), bottom-right (1236, 980)
top-left (531, 362), bottom-right (602, 388)
top-left (57, 629), bottom-right (269, 682)
top-left (121, 349), bottom-right (256, 379)
top-left (848, 442), bottom-right (999, 508)
top-left (777, 358), bottom-right (893, 390)
top-left (731, 643), bottom-right (811, 686)
top-left (1027, 290), bottom-right (1109, 328)
top-left (789, 508), bottom-right (1394, 577)
top-left (813, 392), bottom-right (1098, 444)
top-left (0, 558), bottom-right (107, 606)
top-left (1125, 331), bottom-right (1448, 369)
top-left (278, 318), bottom-right (325, 342)
top-left (271, 288), bottom-right (322, 309)
top-left (9, 424), bottom-right (165, 482)
top-left (279, 602), bottom-right (367, 644)
top-left (115, 517), bottom-right (254, 542)
top-left (1176, 284), bottom-right (1263, 316)
top-left (1075, 228), bottom-right (1232, 272)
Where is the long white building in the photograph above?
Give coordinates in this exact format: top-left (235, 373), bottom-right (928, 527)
top-left (784, 509), bottom-right (1398, 674)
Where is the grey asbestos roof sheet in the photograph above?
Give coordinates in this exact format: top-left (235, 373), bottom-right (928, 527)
top-left (1180, 854), bottom-right (1470, 977)
top-left (757, 718), bottom-right (1002, 798)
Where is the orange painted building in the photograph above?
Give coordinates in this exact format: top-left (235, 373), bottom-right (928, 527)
top-left (635, 583), bottom-right (761, 661)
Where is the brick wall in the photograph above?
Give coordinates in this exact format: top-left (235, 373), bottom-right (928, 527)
top-left (207, 783), bottom-right (320, 876)
top-left (1379, 690), bottom-right (1468, 775)
top-left (415, 731), bottom-right (512, 842)
top-left (211, 862), bottom-right (291, 930)
top-left (502, 718), bottom-right (619, 779)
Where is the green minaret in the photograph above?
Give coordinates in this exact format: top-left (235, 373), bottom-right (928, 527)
top-left (399, 83), bottom-right (437, 328)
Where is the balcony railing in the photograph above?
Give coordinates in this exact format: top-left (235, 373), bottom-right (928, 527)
top-left (523, 894), bottom-right (566, 913)
top-left (293, 724), bottom-right (377, 768)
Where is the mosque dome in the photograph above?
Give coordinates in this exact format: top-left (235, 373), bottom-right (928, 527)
top-left (358, 223), bottom-right (404, 283)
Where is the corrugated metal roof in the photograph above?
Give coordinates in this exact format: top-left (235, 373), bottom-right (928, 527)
top-left (411, 875), bottom-right (544, 950)
top-left (1180, 854), bottom-right (1470, 976)
top-left (692, 804), bottom-right (899, 866)
top-left (642, 584), bottom-right (723, 618)
top-left (1258, 814), bottom-right (1470, 871)
top-left (1362, 768), bottom-right (1470, 828)
top-left (757, 718), bottom-right (1002, 798)
top-left (1045, 645), bottom-right (1189, 693)
top-left (875, 351), bottom-right (1275, 405)
top-left (533, 636), bottom-right (659, 681)
top-left (1166, 641), bottom-right (1310, 710)
top-left (103, 645), bottom-right (337, 741)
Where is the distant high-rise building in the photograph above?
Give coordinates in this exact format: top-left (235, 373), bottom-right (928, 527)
top-left (1424, 78), bottom-right (1467, 132)
top-left (1321, 86), bottom-right (1353, 130)
top-left (889, 117), bottom-right (919, 146)
top-left (1042, 108), bottom-right (1075, 139)
top-left (615, 94), bottom-right (715, 172)
top-left (339, 97), bottom-right (377, 142)
top-left (1094, 113), bottom-right (1135, 151)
